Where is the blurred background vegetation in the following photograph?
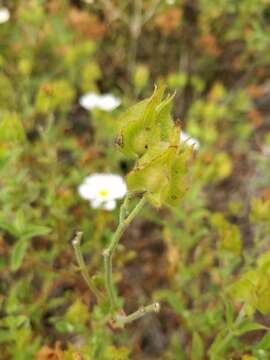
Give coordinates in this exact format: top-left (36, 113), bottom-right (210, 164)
top-left (1, 0), bottom-right (270, 359)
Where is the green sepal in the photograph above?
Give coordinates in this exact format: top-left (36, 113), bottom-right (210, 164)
top-left (164, 146), bottom-right (192, 207)
top-left (117, 85), bottom-right (194, 208)
top-left (127, 144), bottom-right (176, 207)
top-left (116, 85), bottom-right (165, 158)
top-left (155, 92), bottom-right (176, 143)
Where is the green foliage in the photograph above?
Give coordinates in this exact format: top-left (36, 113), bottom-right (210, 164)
top-left (11, 239), bottom-right (29, 272)
top-left (210, 213), bottom-right (242, 255)
top-left (191, 332), bottom-right (204, 360)
top-left (35, 80), bottom-right (75, 114)
top-left (230, 252), bottom-right (270, 315)
top-left (0, 112), bottom-right (25, 159)
top-left (0, 0), bottom-right (270, 359)
top-left (250, 198), bottom-right (270, 224)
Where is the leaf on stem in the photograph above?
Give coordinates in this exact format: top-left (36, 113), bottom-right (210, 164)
top-left (11, 238), bottom-right (28, 272)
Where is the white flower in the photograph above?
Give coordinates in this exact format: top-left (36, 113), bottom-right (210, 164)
top-left (97, 94), bottom-right (121, 111)
top-left (79, 92), bottom-right (121, 111)
top-left (78, 173), bottom-right (127, 211)
top-left (180, 130), bottom-right (200, 150)
top-left (166, 0), bottom-right (175, 4)
top-left (79, 93), bottom-right (100, 110)
top-left (0, 7), bottom-right (10, 24)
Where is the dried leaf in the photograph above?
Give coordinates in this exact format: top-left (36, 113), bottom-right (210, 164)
top-left (37, 342), bottom-right (64, 360)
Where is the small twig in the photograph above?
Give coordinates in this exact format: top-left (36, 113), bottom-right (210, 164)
top-left (116, 302), bottom-right (161, 325)
top-left (103, 196), bottom-right (146, 311)
top-left (72, 232), bottom-right (103, 303)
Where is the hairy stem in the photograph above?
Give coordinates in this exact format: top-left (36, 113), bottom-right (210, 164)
top-left (116, 302), bottom-right (160, 325)
top-left (73, 232), bottom-right (103, 303)
top-left (103, 196), bottom-right (146, 311)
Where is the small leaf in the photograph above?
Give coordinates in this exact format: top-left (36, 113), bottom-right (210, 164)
top-left (256, 329), bottom-right (270, 350)
top-left (208, 329), bottom-right (228, 356)
top-left (191, 332), bottom-right (204, 360)
top-left (0, 219), bottom-right (18, 237)
top-left (22, 225), bottom-right (51, 239)
top-left (5, 314), bottom-right (29, 328)
top-left (223, 298), bottom-right (234, 328)
top-left (228, 272), bottom-right (257, 308)
top-left (54, 319), bottom-right (75, 333)
top-left (233, 321), bottom-right (267, 336)
top-left (65, 298), bottom-right (90, 326)
top-left (14, 209), bottom-right (26, 235)
top-left (11, 239), bottom-right (28, 272)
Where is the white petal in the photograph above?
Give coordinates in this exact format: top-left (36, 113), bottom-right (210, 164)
top-left (79, 93), bottom-right (121, 112)
top-left (78, 183), bottom-right (97, 200)
top-left (180, 131), bottom-right (200, 150)
top-left (97, 94), bottom-right (121, 111)
top-left (79, 93), bottom-right (100, 110)
top-left (90, 198), bottom-right (103, 209)
top-left (103, 200), bottom-right (116, 211)
top-left (100, 175), bottom-right (127, 199)
top-left (0, 8), bottom-right (10, 24)
top-left (109, 179), bottom-right (127, 199)
top-left (84, 173), bottom-right (108, 186)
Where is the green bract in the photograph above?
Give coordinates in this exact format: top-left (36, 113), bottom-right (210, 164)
top-left (117, 86), bottom-right (194, 207)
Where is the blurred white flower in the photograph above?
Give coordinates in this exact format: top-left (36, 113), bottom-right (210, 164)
top-left (79, 92), bottom-right (121, 111)
top-left (0, 7), bottom-right (10, 24)
top-left (166, 0), bottom-right (175, 4)
top-left (97, 94), bottom-right (121, 111)
top-left (180, 131), bottom-right (200, 150)
top-left (78, 173), bottom-right (127, 211)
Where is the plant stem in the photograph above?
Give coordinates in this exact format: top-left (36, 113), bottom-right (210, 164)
top-left (72, 232), bottom-right (103, 303)
top-left (119, 191), bottom-right (133, 223)
top-left (116, 302), bottom-right (160, 325)
top-left (103, 196), bottom-right (146, 311)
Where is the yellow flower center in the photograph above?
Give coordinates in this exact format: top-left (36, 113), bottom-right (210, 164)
top-left (98, 190), bottom-right (109, 198)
